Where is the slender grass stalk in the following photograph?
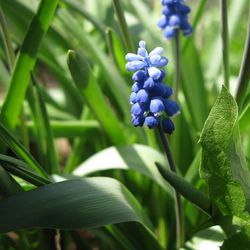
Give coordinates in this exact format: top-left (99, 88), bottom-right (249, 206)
top-left (221, 0), bottom-right (230, 88)
top-left (112, 0), bottom-right (134, 51)
top-left (236, 7), bottom-right (250, 112)
top-left (173, 31), bottom-right (180, 101)
top-left (0, 7), bottom-right (15, 69)
top-left (157, 127), bottom-right (184, 249)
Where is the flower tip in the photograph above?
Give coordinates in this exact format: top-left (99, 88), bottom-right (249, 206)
top-left (139, 40), bottom-right (146, 48)
top-left (162, 118), bottom-right (175, 134)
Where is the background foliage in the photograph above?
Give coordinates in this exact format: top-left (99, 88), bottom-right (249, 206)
top-left (0, 0), bottom-right (249, 249)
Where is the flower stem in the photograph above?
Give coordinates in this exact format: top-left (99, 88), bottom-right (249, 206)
top-left (221, 0), bottom-right (229, 88)
top-left (157, 127), bottom-right (184, 249)
top-left (112, 0), bottom-right (134, 52)
top-left (236, 7), bottom-right (250, 113)
top-left (173, 30), bottom-right (180, 101)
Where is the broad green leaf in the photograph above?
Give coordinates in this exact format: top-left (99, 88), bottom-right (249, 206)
top-left (200, 86), bottom-right (250, 215)
top-left (0, 177), bottom-right (163, 249)
top-left (183, 226), bottom-right (225, 250)
top-left (0, 0), bottom-right (59, 130)
top-left (73, 144), bottom-right (170, 194)
top-left (67, 50), bottom-right (129, 145)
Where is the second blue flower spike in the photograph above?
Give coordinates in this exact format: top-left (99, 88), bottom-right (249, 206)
top-left (158, 0), bottom-right (192, 39)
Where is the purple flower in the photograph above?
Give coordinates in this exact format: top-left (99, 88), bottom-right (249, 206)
top-left (125, 41), bottom-right (180, 134)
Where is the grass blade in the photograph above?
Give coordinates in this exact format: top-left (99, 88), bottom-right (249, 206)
top-left (0, 154), bottom-right (51, 187)
top-left (0, 0), bottom-right (59, 130)
top-left (0, 6), bottom-right (15, 70)
top-left (0, 123), bottom-right (49, 179)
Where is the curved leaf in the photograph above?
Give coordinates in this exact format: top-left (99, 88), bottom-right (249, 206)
top-left (73, 144), bottom-right (170, 194)
top-left (0, 0), bottom-right (59, 130)
top-left (0, 177), bottom-right (162, 249)
top-left (200, 86), bottom-right (250, 215)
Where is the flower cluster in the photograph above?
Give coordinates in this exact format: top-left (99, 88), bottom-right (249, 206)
top-left (157, 0), bottom-right (192, 39)
top-left (125, 41), bottom-right (180, 134)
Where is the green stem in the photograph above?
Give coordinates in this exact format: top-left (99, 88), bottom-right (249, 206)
top-left (236, 7), bottom-right (250, 112)
top-left (112, 0), bottom-right (134, 51)
top-left (157, 127), bottom-right (184, 249)
top-left (221, 0), bottom-right (230, 87)
top-left (173, 31), bottom-right (180, 102)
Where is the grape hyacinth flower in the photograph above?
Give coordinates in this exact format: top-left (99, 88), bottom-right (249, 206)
top-left (158, 0), bottom-right (192, 39)
top-left (125, 41), bottom-right (180, 134)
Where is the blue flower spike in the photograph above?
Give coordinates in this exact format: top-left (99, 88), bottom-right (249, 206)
top-left (158, 0), bottom-right (192, 39)
top-left (125, 41), bottom-right (180, 134)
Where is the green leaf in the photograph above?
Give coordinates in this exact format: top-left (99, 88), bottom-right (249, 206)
top-left (156, 162), bottom-right (211, 215)
top-left (58, 10), bottom-right (130, 121)
top-left (0, 0), bottom-right (59, 130)
top-left (0, 154), bottom-right (51, 187)
top-left (239, 101), bottom-right (250, 133)
top-left (0, 123), bottom-right (49, 179)
top-left (199, 86), bottom-right (250, 216)
top-left (73, 144), bottom-right (170, 194)
top-left (220, 218), bottom-right (250, 249)
top-left (67, 50), bottom-right (129, 145)
top-left (0, 177), bottom-right (163, 249)
top-left (183, 226), bottom-right (225, 250)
